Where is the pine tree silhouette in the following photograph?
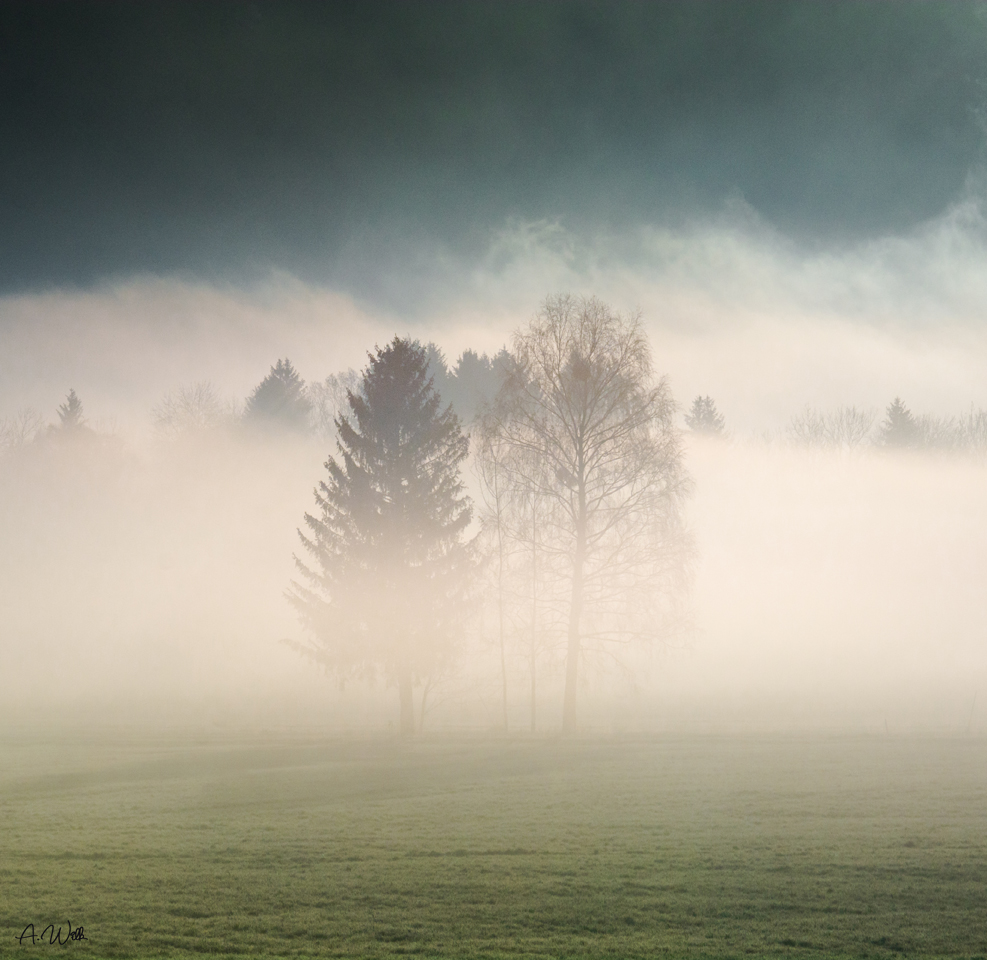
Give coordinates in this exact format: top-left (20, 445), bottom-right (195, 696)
top-left (57, 389), bottom-right (85, 430)
top-left (289, 338), bottom-right (475, 734)
top-left (684, 395), bottom-right (725, 436)
top-left (245, 358), bottom-right (311, 431)
top-left (879, 397), bottom-right (919, 447)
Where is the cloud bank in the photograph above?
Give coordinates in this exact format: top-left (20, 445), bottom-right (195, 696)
top-left (5, 186), bottom-right (987, 434)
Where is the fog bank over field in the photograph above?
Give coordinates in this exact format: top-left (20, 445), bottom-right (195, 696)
top-left (1, 414), bottom-right (984, 736)
top-left (3, 195), bottom-right (987, 734)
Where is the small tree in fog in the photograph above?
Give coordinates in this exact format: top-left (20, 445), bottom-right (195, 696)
top-left (960, 406), bottom-right (987, 458)
top-left (487, 295), bottom-right (691, 734)
top-left (245, 358), bottom-right (312, 432)
top-left (288, 338), bottom-right (475, 735)
top-left (684, 395), bottom-right (725, 436)
top-left (0, 409), bottom-right (46, 450)
top-left (788, 405), bottom-right (875, 452)
top-left (828, 405), bottom-right (875, 450)
top-left (787, 406), bottom-right (827, 447)
top-left (879, 397), bottom-right (919, 448)
top-left (57, 389), bottom-right (85, 431)
top-left (153, 382), bottom-right (226, 438)
top-left (915, 413), bottom-right (961, 451)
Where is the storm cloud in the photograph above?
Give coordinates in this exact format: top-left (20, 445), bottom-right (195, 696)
top-left (3, 1), bottom-right (987, 303)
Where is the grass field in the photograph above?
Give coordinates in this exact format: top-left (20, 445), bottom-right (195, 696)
top-left (2, 732), bottom-right (986, 958)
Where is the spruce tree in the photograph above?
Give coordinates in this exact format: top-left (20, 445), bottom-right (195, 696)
top-left (879, 397), bottom-right (919, 448)
top-left (57, 389), bottom-right (85, 430)
top-left (684, 395), bottom-right (725, 436)
top-left (245, 358), bottom-right (312, 432)
top-left (289, 338), bottom-right (474, 734)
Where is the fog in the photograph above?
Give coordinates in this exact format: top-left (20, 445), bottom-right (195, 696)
top-left (3, 195), bottom-right (987, 736)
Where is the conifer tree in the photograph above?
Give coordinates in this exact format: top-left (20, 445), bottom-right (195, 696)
top-left (288, 338), bottom-right (474, 734)
top-left (879, 397), bottom-right (919, 448)
top-left (57, 389), bottom-right (85, 430)
top-left (684, 395), bottom-right (725, 436)
top-left (245, 358), bottom-right (312, 432)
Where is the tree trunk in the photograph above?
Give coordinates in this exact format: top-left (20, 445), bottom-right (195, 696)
top-left (497, 476), bottom-right (508, 732)
top-left (399, 669), bottom-right (415, 736)
top-left (530, 498), bottom-right (537, 734)
top-left (562, 484), bottom-right (586, 736)
top-left (419, 679), bottom-right (432, 733)
top-left (561, 541), bottom-right (585, 735)
top-left (530, 651), bottom-right (536, 734)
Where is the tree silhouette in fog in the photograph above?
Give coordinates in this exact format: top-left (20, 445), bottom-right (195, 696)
top-left (879, 397), bottom-right (919, 448)
top-left (154, 382), bottom-right (227, 438)
top-left (787, 405), bottom-right (875, 452)
top-left (684, 395), bottom-right (725, 436)
top-left (424, 343), bottom-right (511, 426)
top-left (288, 338), bottom-right (474, 735)
top-left (245, 358), bottom-right (312, 432)
top-left (487, 295), bottom-right (691, 734)
top-left (57, 389), bottom-right (85, 430)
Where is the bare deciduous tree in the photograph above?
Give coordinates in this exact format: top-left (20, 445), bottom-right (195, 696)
top-left (309, 369), bottom-right (360, 441)
top-left (0, 409), bottom-right (47, 450)
top-left (916, 413), bottom-right (961, 451)
top-left (153, 382), bottom-right (227, 438)
top-left (787, 405), bottom-right (875, 452)
top-left (828, 405), bottom-right (876, 450)
top-left (960, 406), bottom-right (987, 458)
top-left (487, 295), bottom-right (691, 734)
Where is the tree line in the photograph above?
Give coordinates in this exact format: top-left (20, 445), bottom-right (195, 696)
top-left (4, 348), bottom-right (983, 462)
top-left (684, 393), bottom-right (987, 455)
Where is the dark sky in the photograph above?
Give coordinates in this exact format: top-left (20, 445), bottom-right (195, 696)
top-left (3, 0), bottom-right (987, 300)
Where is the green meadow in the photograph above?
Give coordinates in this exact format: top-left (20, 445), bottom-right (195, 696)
top-left (2, 733), bottom-right (985, 959)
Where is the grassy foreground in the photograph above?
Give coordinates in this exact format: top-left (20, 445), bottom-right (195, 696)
top-left (1, 732), bottom-right (986, 959)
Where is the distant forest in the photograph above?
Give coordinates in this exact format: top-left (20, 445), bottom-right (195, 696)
top-left (3, 348), bottom-right (985, 457)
